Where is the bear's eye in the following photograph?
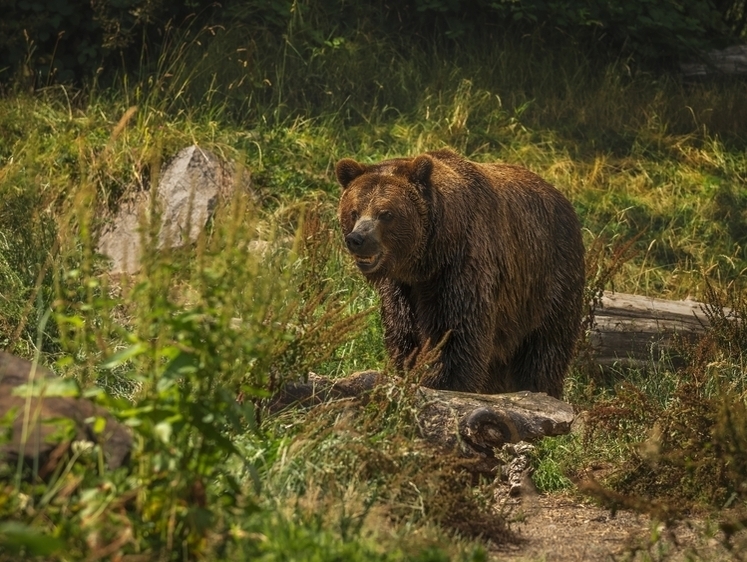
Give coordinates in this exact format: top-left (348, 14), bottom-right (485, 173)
top-left (379, 210), bottom-right (394, 222)
top-left (351, 210), bottom-right (359, 223)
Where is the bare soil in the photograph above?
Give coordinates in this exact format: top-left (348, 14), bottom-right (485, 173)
top-left (490, 492), bottom-right (745, 562)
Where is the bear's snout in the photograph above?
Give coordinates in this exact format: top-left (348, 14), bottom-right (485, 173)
top-left (344, 219), bottom-right (383, 273)
top-left (345, 220), bottom-right (379, 256)
top-left (345, 231), bottom-right (365, 252)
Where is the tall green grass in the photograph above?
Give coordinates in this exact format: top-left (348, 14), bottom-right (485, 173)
top-left (2, 12), bottom-right (747, 559)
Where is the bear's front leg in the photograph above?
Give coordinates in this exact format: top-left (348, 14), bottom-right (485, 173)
top-left (413, 286), bottom-right (496, 394)
top-left (379, 281), bottom-right (420, 370)
top-left (416, 327), bottom-right (495, 393)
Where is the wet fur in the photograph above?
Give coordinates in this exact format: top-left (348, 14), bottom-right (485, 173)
top-left (337, 149), bottom-right (585, 398)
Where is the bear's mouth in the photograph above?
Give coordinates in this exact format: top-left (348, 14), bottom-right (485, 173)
top-left (353, 253), bottom-right (382, 273)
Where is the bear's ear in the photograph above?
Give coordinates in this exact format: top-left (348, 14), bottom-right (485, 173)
top-left (409, 155), bottom-right (433, 190)
top-left (336, 159), bottom-right (366, 189)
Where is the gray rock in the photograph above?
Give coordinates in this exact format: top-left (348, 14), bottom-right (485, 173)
top-left (681, 44), bottom-right (747, 77)
top-left (155, 145), bottom-right (229, 249)
top-left (97, 197), bottom-right (143, 274)
top-left (97, 146), bottom-right (250, 274)
top-left (0, 352), bottom-right (132, 478)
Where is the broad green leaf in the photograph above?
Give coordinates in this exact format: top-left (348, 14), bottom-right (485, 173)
top-left (0, 522), bottom-right (64, 556)
top-left (12, 378), bottom-right (80, 398)
top-left (154, 421), bottom-right (173, 444)
top-left (162, 351), bottom-right (198, 379)
top-left (101, 342), bottom-right (149, 370)
top-left (91, 416), bottom-right (108, 435)
top-left (82, 386), bottom-right (104, 399)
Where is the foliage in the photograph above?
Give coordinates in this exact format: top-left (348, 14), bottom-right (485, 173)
top-left (715, 0), bottom-right (747, 36)
top-left (0, 0), bottom-right (217, 86)
top-left (3, 0), bottom-right (746, 88)
top-left (2, 8), bottom-right (747, 557)
top-left (1, 146), bottom-right (386, 559)
top-left (574, 284), bottom-right (747, 515)
top-left (411, 0), bottom-right (737, 58)
top-left (258, 380), bottom-right (512, 557)
top-left (531, 435), bottom-right (578, 493)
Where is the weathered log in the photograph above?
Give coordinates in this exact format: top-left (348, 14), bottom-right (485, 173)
top-left (416, 387), bottom-right (573, 473)
top-left (269, 371), bottom-right (574, 473)
top-left (680, 45), bottom-right (747, 78)
top-left (590, 291), bottom-right (712, 370)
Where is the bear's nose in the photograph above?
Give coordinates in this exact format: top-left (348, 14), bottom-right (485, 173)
top-left (345, 231), bottom-right (364, 252)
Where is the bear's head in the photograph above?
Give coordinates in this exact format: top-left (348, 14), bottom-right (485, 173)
top-left (336, 155), bottom-right (433, 280)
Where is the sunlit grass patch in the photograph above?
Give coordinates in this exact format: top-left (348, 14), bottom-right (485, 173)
top-left (3, 12), bottom-right (747, 557)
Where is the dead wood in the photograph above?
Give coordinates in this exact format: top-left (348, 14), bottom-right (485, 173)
top-left (590, 290), bottom-right (712, 370)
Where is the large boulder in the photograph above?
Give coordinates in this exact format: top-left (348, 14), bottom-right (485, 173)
top-left (0, 352), bottom-right (132, 478)
top-left (97, 145), bottom-right (250, 274)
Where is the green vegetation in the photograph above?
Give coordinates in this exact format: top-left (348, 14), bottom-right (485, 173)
top-left (2, 2), bottom-right (747, 559)
top-left (5, 0), bottom-right (747, 84)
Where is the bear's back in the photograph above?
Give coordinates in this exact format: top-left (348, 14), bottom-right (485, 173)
top-left (425, 151), bottom-right (580, 251)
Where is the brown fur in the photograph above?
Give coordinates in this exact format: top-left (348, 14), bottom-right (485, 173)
top-left (336, 149), bottom-right (585, 398)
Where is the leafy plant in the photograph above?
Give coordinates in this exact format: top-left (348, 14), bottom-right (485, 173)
top-left (1, 130), bottom-right (377, 558)
top-left (577, 284), bottom-right (747, 512)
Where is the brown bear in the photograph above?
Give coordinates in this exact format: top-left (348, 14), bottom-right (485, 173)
top-left (336, 149), bottom-right (585, 398)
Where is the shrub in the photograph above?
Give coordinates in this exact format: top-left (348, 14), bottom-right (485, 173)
top-left (579, 284), bottom-right (747, 512)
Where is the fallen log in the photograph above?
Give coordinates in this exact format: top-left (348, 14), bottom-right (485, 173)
top-left (590, 290), bottom-right (713, 370)
top-left (0, 352), bottom-right (132, 479)
top-left (416, 387), bottom-right (573, 473)
top-left (680, 44), bottom-right (747, 78)
top-left (269, 371), bottom-right (574, 473)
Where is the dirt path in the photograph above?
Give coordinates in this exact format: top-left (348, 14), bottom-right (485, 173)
top-left (490, 492), bottom-right (743, 562)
